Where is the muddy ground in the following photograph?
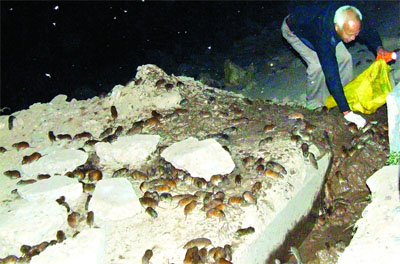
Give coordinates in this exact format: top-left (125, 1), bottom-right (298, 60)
top-left (281, 106), bottom-right (389, 263)
top-left (140, 77), bottom-right (390, 263)
top-left (148, 81), bottom-right (389, 263)
top-left (170, 84), bottom-right (390, 264)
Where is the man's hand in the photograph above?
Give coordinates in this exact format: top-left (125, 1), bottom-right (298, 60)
top-left (344, 111), bottom-right (366, 129)
top-left (376, 46), bottom-right (396, 62)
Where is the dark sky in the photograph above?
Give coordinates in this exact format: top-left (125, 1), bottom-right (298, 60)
top-left (1, 1), bottom-right (289, 114)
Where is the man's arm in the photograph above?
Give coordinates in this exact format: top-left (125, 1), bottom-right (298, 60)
top-left (314, 41), bottom-right (350, 112)
top-left (314, 40), bottom-right (366, 128)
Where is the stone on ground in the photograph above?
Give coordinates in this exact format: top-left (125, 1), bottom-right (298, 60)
top-left (161, 137), bottom-right (235, 181)
top-left (30, 228), bottom-right (106, 264)
top-left (88, 178), bottom-right (142, 221)
top-left (17, 175), bottom-right (82, 202)
top-left (0, 199), bottom-right (67, 257)
top-left (21, 148), bottom-right (88, 177)
top-left (386, 82), bottom-right (400, 152)
top-left (337, 165), bottom-right (400, 264)
top-left (94, 135), bottom-right (160, 169)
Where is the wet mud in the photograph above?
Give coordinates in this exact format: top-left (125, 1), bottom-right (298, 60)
top-left (135, 84), bottom-right (390, 263)
top-left (285, 106), bottom-right (389, 264)
top-left (119, 78), bottom-right (390, 263)
top-left (153, 83), bottom-right (390, 263)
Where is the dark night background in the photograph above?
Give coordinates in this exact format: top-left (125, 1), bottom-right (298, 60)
top-left (2, 0), bottom-right (291, 114)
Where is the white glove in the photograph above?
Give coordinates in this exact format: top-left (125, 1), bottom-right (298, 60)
top-left (344, 111), bottom-right (366, 129)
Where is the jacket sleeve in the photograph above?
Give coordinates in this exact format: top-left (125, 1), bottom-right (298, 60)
top-left (314, 39), bottom-right (351, 112)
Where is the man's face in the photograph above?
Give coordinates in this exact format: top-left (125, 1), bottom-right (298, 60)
top-left (335, 19), bottom-right (361, 43)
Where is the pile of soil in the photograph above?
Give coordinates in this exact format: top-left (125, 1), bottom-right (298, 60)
top-left (0, 63), bottom-right (391, 263)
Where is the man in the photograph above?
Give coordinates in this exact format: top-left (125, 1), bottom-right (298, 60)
top-left (281, 2), bottom-right (392, 128)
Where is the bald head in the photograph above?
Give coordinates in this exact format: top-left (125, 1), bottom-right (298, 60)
top-left (334, 6), bottom-right (362, 43)
top-left (334, 5), bottom-right (362, 30)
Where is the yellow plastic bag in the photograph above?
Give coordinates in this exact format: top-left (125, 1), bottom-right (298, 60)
top-left (325, 59), bottom-right (392, 114)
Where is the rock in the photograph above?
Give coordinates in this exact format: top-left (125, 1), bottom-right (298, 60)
top-left (0, 199), bottom-right (67, 257)
top-left (161, 137), bottom-right (235, 181)
top-left (17, 175), bottom-right (82, 202)
top-left (88, 178), bottom-right (142, 221)
top-left (386, 82), bottom-right (400, 152)
top-left (21, 148), bottom-right (88, 177)
top-left (30, 228), bottom-right (106, 264)
top-left (337, 165), bottom-right (400, 264)
top-left (106, 65), bottom-right (182, 120)
top-left (49, 94), bottom-right (68, 105)
top-left (134, 64), bottom-right (169, 87)
top-left (94, 135), bottom-right (160, 169)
